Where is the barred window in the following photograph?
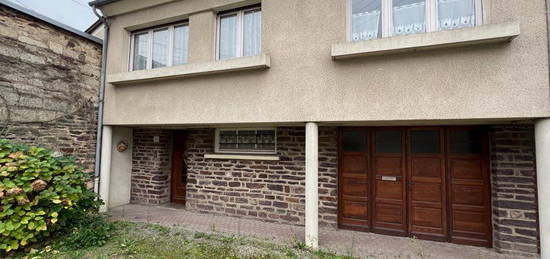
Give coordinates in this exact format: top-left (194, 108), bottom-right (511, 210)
top-left (215, 128), bottom-right (276, 154)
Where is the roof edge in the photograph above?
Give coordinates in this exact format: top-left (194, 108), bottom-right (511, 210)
top-left (0, 0), bottom-right (102, 44)
top-left (88, 0), bottom-right (120, 7)
top-left (86, 19), bottom-right (102, 33)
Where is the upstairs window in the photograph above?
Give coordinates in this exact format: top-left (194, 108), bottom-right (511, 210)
top-left (217, 6), bottom-right (262, 60)
top-left (215, 128), bottom-right (276, 154)
top-left (349, 0), bottom-right (482, 42)
top-left (130, 22), bottom-right (189, 71)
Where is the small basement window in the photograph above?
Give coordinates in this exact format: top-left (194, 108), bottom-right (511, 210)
top-left (215, 128), bottom-right (276, 154)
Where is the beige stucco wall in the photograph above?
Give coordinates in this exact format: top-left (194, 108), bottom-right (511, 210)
top-left (100, 0), bottom-right (550, 126)
top-left (90, 25), bottom-right (104, 40)
top-left (108, 126), bottom-right (132, 208)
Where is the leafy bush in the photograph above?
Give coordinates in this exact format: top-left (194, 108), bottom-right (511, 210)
top-left (54, 214), bottom-right (115, 250)
top-left (0, 139), bottom-right (102, 252)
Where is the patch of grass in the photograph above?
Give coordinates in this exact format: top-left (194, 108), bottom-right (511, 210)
top-left (19, 221), bottom-right (360, 259)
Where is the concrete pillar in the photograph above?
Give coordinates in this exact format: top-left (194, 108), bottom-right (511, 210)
top-left (99, 125), bottom-right (113, 213)
top-left (536, 119), bottom-right (550, 259)
top-left (305, 122), bottom-right (319, 248)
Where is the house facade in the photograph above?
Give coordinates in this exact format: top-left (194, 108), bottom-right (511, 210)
top-left (0, 0), bottom-right (102, 173)
top-left (90, 0), bottom-right (550, 257)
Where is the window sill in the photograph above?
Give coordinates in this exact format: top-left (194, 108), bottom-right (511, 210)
top-left (204, 153), bottom-right (280, 161)
top-left (107, 54), bottom-right (270, 85)
top-left (331, 22), bottom-right (520, 60)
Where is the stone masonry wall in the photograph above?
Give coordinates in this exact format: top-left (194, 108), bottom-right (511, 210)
top-left (131, 129), bottom-right (172, 204)
top-left (129, 125), bottom-right (541, 255)
top-left (490, 125), bottom-right (539, 256)
top-left (0, 6), bottom-right (102, 172)
top-left (185, 127), bottom-right (339, 227)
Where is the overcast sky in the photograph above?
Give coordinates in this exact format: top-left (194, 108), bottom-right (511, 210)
top-left (7, 0), bottom-right (98, 31)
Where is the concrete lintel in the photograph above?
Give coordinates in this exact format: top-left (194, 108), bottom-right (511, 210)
top-left (331, 22), bottom-right (520, 60)
top-left (107, 54), bottom-right (270, 85)
top-left (204, 153), bottom-right (280, 161)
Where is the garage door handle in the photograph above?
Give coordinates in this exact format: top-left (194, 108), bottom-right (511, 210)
top-left (381, 176), bottom-right (398, 181)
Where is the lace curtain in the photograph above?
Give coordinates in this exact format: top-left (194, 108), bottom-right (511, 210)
top-left (352, 10), bottom-right (381, 41)
top-left (173, 25), bottom-right (189, 65)
top-left (152, 29), bottom-right (169, 68)
top-left (243, 10), bottom-right (262, 56)
top-left (393, 1), bottom-right (426, 36)
top-left (438, 0), bottom-right (475, 30)
top-left (219, 15), bottom-right (238, 60)
top-left (133, 33), bottom-right (149, 71)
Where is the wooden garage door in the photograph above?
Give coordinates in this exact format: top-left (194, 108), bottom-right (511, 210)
top-left (447, 127), bottom-right (491, 247)
top-left (371, 128), bottom-right (407, 236)
top-left (338, 128), bottom-right (370, 231)
top-left (407, 128), bottom-right (447, 241)
top-left (338, 126), bottom-right (491, 247)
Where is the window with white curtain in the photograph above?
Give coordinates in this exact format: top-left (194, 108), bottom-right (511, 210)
top-left (349, 0), bottom-right (482, 42)
top-left (217, 6), bottom-right (262, 60)
top-left (393, 0), bottom-right (426, 36)
top-left (130, 22), bottom-right (189, 71)
top-left (351, 0), bottom-right (382, 41)
top-left (437, 0), bottom-right (476, 30)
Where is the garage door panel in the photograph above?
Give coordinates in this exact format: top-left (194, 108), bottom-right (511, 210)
top-left (375, 180), bottom-right (403, 200)
top-left (452, 185), bottom-right (484, 206)
top-left (374, 157), bottom-right (403, 176)
top-left (342, 200), bottom-right (368, 219)
top-left (411, 182), bottom-right (442, 203)
top-left (411, 207), bottom-right (443, 228)
top-left (342, 154), bottom-right (368, 175)
top-left (374, 204), bottom-right (404, 224)
top-left (341, 177), bottom-right (368, 197)
top-left (411, 157), bottom-right (442, 178)
top-left (450, 159), bottom-right (483, 180)
top-left (452, 210), bottom-right (487, 234)
top-left (339, 129), bottom-right (370, 230)
top-left (448, 127), bottom-right (491, 247)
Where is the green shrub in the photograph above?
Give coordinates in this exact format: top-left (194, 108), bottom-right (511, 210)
top-left (54, 214), bottom-right (115, 250)
top-left (0, 139), bottom-right (102, 252)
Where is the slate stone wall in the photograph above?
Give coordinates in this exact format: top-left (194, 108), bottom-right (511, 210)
top-left (0, 6), bottom-right (101, 172)
top-left (490, 125), bottom-right (539, 256)
top-left (184, 127), bottom-right (339, 227)
top-left (131, 129), bottom-right (172, 204)
top-left (129, 127), bottom-right (339, 227)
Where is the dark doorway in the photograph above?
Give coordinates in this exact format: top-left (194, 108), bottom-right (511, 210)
top-left (171, 131), bottom-right (188, 205)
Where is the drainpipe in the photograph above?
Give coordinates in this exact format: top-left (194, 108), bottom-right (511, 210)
top-left (91, 6), bottom-right (109, 196)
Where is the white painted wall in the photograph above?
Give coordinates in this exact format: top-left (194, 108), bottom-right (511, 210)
top-left (99, 125), bottom-right (112, 213)
top-left (108, 126), bottom-right (133, 208)
top-left (536, 119), bottom-right (550, 259)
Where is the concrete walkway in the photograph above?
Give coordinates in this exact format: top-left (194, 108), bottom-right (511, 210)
top-left (108, 204), bottom-right (530, 259)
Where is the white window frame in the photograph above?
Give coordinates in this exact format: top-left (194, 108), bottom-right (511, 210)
top-left (215, 128), bottom-right (277, 155)
top-left (215, 6), bottom-right (262, 60)
top-left (129, 22), bottom-right (189, 71)
top-left (347, 0), bottom-right (484, 41)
